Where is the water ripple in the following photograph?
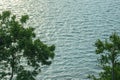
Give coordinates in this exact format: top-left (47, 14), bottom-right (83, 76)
top-left (1, 0), bottom-right (120, 80)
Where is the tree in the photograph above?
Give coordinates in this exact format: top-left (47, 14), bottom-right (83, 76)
top-left (88, 33), bottom-right (120, 80)
top-left (0, 11), bottom-right (55, 80)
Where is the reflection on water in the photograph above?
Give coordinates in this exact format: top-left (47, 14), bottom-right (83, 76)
top-left (1, 0), bottom-right (120, 80)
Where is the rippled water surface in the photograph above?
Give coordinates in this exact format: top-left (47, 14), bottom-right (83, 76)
top-left (1, 0), bottom-right (120, 80)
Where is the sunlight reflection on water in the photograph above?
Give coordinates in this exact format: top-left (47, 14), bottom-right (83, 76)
top-left (1, 0), bottom-right (120, 80)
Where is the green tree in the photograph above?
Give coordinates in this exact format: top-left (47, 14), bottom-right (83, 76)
top-left (0, 11), bottom-right (55, 80)
top-left (88, 33), bottom-right (120, 80)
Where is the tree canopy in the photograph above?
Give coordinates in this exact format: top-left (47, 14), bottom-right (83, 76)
top-left (0, 11), bottom-right (55, 80)
top-left (88, 33), bottom-right (120, 80)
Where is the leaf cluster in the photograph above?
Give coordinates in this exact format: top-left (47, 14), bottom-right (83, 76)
top-left (88, 33), bottom-right (120, 80)
top-left (0, 11), bottom-right (55, 80)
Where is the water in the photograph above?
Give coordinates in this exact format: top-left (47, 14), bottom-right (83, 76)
top-left (1, 0), bottom-right (120, 80)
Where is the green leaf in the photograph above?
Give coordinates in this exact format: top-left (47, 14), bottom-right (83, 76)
top-left (20, 15), bottom-right (29, 23)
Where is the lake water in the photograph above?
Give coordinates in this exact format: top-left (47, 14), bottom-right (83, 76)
top-left (1, 0), bottom-right (120, 80)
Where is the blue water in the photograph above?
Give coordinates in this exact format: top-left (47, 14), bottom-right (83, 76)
top-left (1, 0), bottom-right (120, 80)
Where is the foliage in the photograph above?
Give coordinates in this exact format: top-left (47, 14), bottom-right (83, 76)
top-left (88, 33), bottom-right (120, 80)
top-left (0, 11), bottom-right (55, 80)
